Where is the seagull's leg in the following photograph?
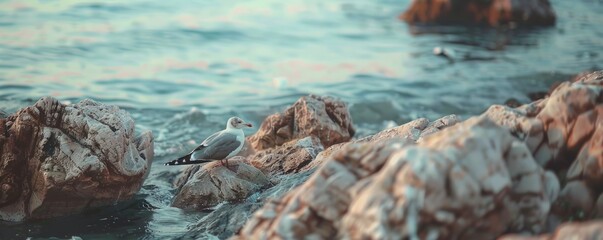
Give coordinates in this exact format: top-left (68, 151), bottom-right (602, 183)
top-left (220, 158), bottom-right (236, 172)
top-left (225, 158), bottom-right (230, 168)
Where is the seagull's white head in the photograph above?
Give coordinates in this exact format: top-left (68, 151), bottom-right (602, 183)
top-left (227, 117), bottom-right (253, 129)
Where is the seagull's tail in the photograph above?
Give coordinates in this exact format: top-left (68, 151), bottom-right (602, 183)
top-left (164, 155), bottom-right (212, 166)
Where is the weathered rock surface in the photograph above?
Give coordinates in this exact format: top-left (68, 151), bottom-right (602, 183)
top-left (500, 221), bottom-right (603, 240)
top-left (401, 0), bottom-right (556, 27)
top-left (0, 97), bottom-right (154, 222)
top-left (175, 114), bottom-right (458, 234)
top-left (235, 116), bottom-right (558, 239)
top-left (171, 95), bottom-right (352, 211)
top-left (302, 115), bottom-right (460, 171)
top-left (248, 95), bottom-right (355, 151)
top-left (484, 71), bottom-right (603, 221)
top-left (171, 158), bottom-right (271, 211)
top-left (248, 136), bottom-right (323, 175)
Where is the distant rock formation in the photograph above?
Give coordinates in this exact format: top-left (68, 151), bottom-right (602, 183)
top-left (0, 97), bottom-right (154, 222)
top-left (401, 0), bottom-right (556, 27)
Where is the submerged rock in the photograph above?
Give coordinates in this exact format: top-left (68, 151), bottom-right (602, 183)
top-left (235, 116), bottom-right (558, 239)
top-left (248, 95), bottom-right (355, 151)
top-left (182, 171), bottom-right (314, 239)
top-left (401, 0), bottom-right (556, 27)
top-left (171, 158), bottom-right (270, 211)
top-left (0, 97), bottom-right (154, 222)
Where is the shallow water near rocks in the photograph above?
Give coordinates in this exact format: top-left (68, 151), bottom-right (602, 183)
top-left (0, 0), bottom-right (602, 239)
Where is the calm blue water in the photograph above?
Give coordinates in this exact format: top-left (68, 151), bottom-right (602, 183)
top-left (0, 0), bottom-right (602, 239)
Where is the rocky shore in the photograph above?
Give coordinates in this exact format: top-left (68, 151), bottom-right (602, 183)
top-left (161, 71), bottom-right (603, 239)
top-left (3, 71), bottom-right (602, 239)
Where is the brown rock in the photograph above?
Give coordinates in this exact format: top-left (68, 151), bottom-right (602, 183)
top-left (484, 71), bottom-right (603, 225)
top-left (401, 0), bottom-right (556, 27)
top-left (0, 97), bottom-right (154, 222)
top-left (248, 136), bottom-right (323, 175)
top-left (483, 71), bottom-right (603, 172)
top-left (171, 158), bottom-right (270, 210)
top-left (235, 116), bottom-right (558, 239)
top-left (248, 95), bottom-right (355, 151)
top-left (236, 139), bottom-right (406, 240)
top-left (302, 115), bottom-right (459, 171)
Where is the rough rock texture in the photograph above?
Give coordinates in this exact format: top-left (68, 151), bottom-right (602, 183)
top-left (302, 115), bottom-right (460, 171)
top-left (171, 95), bottom-right (353, 211)
top-left (248, 95), bottom-right (355, 151)
top-left (235, 116), bottom-right (559, 239)
top-left (0, 97), bottom-right (154, 222)
top-left (500, 221), bottom-right (603, 240)
top-left (234, 139), bottom-right (409, 240)
top-left (483, 71), bottom-right (603, 220)
top-left (401, 0), bottom-right (556, 27)
top-left (171, 158), bottom-right (271, 210)
top-left (248, 136), bottom-right (323, 175)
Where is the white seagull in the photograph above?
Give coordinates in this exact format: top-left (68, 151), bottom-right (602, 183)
top-left (164, 117), bottom-right (253, 167)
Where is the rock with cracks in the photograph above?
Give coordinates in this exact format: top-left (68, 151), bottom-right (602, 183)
top-left (483, 71), bottom-right (603, 221)
top-left (235, 116), bottom-right (559, 239)
top-left (0, 97), bottom-right (154, 222)
top-left (248, 136), bottom-right (324, 175)
top-left (248, 95), bottom-right (355, 151)
top-left (171, 158), bottom-right (270, 211)
top-left (302, 114), bottom-right (460, 171)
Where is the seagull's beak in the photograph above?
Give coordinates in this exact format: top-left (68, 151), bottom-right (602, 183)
top-left (244, 122), bottom-right (253, 128)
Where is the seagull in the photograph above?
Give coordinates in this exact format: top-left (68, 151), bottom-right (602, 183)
top-left (164, 117), bottom-right (253, 167)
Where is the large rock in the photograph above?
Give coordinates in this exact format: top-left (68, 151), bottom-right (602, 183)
top-left (483, 71), bottom-right (603, 220)
top-left (171, 158), bottom-right (271, 211)
top-left (248, 95), bottom-right (355, 151)
top-left (0, 97), bottom-right (154, 222)
top-left (173, 115), bottom-right (456, 236)
top-left (401, 0), bottom-right (556, 27)
top-left (235, 116), bottom-right (558, 239)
